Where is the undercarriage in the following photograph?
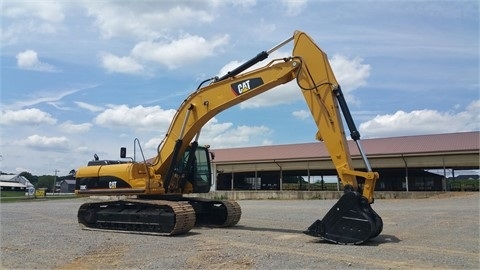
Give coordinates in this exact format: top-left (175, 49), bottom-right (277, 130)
top-left (77, 197), bottom-right (242, 235)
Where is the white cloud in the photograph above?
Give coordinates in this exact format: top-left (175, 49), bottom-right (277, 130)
top-left (282, 0), bottom-right (307, 16)
top-left (144, 136), bottom-right (163, 152)
top-left (94, 105), bottom-right (176, 131)
top-left (359, 100), bottom-right (480, 138)
top-left (75, 101), bottom-right (104, 112)
top-left (59, 121), bottom-right (93, 133)
top-left (3, 1), bottom-right (65, 22)
top-left (84, 1), bottom-right (215, 40)
top-left (0, 108), bottom-right (57, 125)
top-left (16, 50), bottom-right (60, 72)
top-left (14, 135), bottom-right (70, 152)
top-left (201, 118), bottom-right (273, 148)
top-left (101, 53), bottom-right (144, 74)
top-left (254, 19), bottom-right (277, 36)
top-left (329, 54), bottom-right (370, 103)
top-left (203, 118), bottom-right (234, 136)
top-left (47, 101), bottom-right (72, 111)
top-left (142, 117), bottom-right (274, 151)
top-left (209, 0), bottom-right (257, 8)
top-left (208, 125), bottom-right (272, 148)
top-left (2, 1), bottom-right (67, 45)
top-left (4, 85), bottom-right (97, 110)
top-left (240, 82), bottom-right (298, 109)
top-left (131, 34), bottom-right (229, 69)
top-left (292, 109), bottom-right (310, 120)
top-left (141, 116), bottom-right (273, 153)
top-left (75, 146), bottom-right (90, 154)
top-left (100, 34), bottom-right (229, 73)
top-left (220, 0), bottom-right (257, 8)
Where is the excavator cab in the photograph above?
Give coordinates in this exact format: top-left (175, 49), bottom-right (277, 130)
top-left (173, 144), bottom-right (212, 193)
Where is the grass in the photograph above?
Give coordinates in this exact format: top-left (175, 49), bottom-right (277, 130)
top-left (0, 191), bottom-right (78, 203)
top-left (449, 180), bottom-right (479, 191)
top-left (0, 190), bottom-right (26, 197)
top-left (213, 194), bottom-right (228, 200)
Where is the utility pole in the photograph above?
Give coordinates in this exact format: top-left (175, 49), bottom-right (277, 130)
top-left (53, 169), bottom-right (59, 195)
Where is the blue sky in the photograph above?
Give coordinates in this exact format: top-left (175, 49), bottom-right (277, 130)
top-left (1, 0), bottom-right (479, 176)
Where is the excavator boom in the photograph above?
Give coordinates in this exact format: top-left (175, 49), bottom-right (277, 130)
top-left (291, 31), bottom-right (382, 244)
top-left (75, 30), bottom-right (382, 244)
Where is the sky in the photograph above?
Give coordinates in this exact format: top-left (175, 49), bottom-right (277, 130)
top-left (1, 0), bottom-right (479, 176)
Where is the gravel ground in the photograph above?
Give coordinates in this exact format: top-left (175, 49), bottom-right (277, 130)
top-left (1, 193), bottom-right (479, 269)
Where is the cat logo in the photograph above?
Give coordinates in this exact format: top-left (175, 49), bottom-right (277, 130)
top-left (231, 77), bottom-right (264, 96)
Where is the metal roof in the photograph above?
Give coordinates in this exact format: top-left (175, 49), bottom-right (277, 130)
top-left (0, 181), bottom-right (27, 188)
top-left (0, 175), bottom-right (17, 181)
top-left (61, 179), bottom-right (76, 185)
top-left (212, 131), bottom-right (480, 163)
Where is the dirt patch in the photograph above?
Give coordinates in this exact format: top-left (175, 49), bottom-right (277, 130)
top-left (185, 248), bottom-right (254, 269)
top-left (56, 241), bottom-right (128, 270)
top-left (186, 241), bottom-right (254, 269)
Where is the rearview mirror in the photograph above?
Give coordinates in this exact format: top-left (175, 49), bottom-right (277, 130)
top-left (120, 147), bottom-right (127, 158)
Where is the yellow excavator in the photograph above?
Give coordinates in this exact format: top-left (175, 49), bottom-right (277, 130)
top-left (75, 30), bottom-right (383, 244)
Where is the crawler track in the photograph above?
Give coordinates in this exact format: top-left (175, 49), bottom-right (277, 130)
top-left (78, 199), bottom-right (196, 235)
top-left (186, 198), bottom-right (242, 227)
top-left (77, 198), bottom-right (242, 235)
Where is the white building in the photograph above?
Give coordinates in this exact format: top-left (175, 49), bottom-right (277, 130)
top-left (0, 174), bottom-right (35, 195)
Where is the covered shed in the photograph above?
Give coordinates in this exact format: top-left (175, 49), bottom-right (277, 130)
top-left (0, 174), bottom-right (35, 195)
top-left (0, 181), bottom-right (27, 191)
top-left (211, 132), bottom-right (479, 192)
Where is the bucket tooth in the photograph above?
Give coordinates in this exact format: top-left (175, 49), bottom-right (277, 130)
top-left (304, 191), bottom-right (383, 245)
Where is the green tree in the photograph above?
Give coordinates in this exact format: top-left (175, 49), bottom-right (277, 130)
top-left (20, 171), bottom-right (38, 185)
top-left (19, 171), bottom-right (33, 180)
top-left (36, 175), bottom-right (56, 191)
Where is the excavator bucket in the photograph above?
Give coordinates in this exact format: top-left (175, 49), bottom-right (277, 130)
top-left (304, 191), bottom-right (383, 245)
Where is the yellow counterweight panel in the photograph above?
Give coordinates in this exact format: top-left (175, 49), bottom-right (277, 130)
top-left (75, 163), bottom-right (166, 195)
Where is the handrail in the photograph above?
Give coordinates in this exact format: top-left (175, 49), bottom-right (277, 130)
top-left (133, 138), bottom-right (151, 192)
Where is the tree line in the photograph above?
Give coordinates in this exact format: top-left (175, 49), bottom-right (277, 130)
top-left (18, 170), bottom-right (76, 190)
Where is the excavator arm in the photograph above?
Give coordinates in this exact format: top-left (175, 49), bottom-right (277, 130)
top-left (75, 30), bottom-right (382, 244)
top-left (293, 31), bottom-right (378, 203)
top-left (293, 32), bottom-right (382, 243)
